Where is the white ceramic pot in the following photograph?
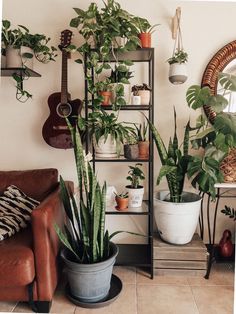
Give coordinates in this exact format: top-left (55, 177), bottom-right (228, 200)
top-left (169, 63), bottom-right (188, 85)
top-left (113, 37), bottom-right (127, 48)
top-left (111, 83), bottom-right (131, 105)
top-left (137, 90), bottom-right (150, 105)
top-left (126, 185), bottom-right (144, 208)
top-left (6, 46), bottom-right (22, 68)
top-left (21, 46), bottom-right (34, 69)
top-left (95, 134), bottom-right (117, 158)
top-left (132, 95), bottom-right (141, 105)
top-left (154, 191), bottom-right (201, 245)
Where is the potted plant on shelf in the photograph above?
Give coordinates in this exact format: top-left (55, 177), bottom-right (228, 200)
top-left (114, 191), bottom-right (129, 211)
top-left (1, 19), bottom-right (57, 102)
top-left (135, 122), bottom-right (149, 159)
top-left (124, 134), bottom-right (139, 160)
top-left (95, 78), bottom-right (112, 106)
top-left (131, 83), bottom-right (151, 105)
top-left (109, 63), bottom-right (133, 106)
top-left (133, 17), bottom-right (160, 48)
top-left (78, 110), bottom-right (135, 158)
top-left (167, 49), bottom-right (188, 85)
top-left (126, 163), bottom-right (145, 208)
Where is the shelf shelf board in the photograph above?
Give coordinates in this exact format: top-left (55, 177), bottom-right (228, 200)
top-left (115, 244), bottom-right (151, 266)
top-left (94, 156), bottom-right (151, 162)
top-left (88, 105), bottom-right (151, 111)
top-left (1, 67), bottom-right (41, 77)
top-left (106, 200), bottom-right (149, 215)
top-left (89, 47), bottom-right (154, 62)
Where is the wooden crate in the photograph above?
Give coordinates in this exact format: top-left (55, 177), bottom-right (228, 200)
top-left (153, 233), bottom-right (209, 276)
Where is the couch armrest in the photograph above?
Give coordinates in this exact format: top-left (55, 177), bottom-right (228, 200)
top-left (31, 181), bottom-right (73, 301)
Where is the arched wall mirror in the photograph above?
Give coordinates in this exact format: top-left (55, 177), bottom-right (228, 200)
top-left (201, 40), bottom-right (236, 124)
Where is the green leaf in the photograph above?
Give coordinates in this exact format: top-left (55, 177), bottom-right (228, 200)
top-left (218, 72), bottom-right (236, 92)
top-left (186, 85), bottom-right (211, 109)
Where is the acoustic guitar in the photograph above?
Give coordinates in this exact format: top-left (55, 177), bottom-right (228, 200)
top-left (42, 29), bottom-right (82, 149)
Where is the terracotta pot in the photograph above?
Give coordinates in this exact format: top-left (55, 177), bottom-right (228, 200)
top-left (138, 141), bottom-right (149, 159)
top-left (99, 91), bottom-right (112, 106)
top-left (115, 196), bottom-right (129, 211)
top-left (139, 33), bottom-right (151, 48)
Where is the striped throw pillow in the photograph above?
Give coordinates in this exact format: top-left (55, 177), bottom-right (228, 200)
top-left (0, 185), bottom-right (40, 241)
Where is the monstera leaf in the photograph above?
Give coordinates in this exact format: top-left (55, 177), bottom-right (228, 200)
top-left (218, 72), bottom-right (236, 92)
top-left (186, 85), bottom-right (211, 109)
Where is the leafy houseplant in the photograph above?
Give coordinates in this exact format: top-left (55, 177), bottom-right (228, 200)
top-left (78, 110), bottom-right (135, 158)
top-left (168, 49), bottom-right (188, 85)
top-left (131, 83), bottom-right (151, 105)
top-left (186, 72), bottom-right (236, 198)
top-left (1, 20), bottom-right (57, 102)
top-left (55, 124), bottom-right (142, 302)
top-left (95, 78), bottom-right (112, 106)
top-left (114, 191), bottom-right (129, 211)
top-left (126, 163), bottom-right (145, 208)
top-left (133, 17), bottom-right (160, 48)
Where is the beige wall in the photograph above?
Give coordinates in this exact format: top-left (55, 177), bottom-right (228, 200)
top-left (1, 0), bottom-right (235, 243)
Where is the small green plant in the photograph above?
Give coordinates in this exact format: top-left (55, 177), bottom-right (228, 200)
top-left (126, 163), bottom-right (145, 188)
top-left (221, 205), bottom-right (236, 221)
top-left (109, 64), bottom-right (133, 84)
top-left (95, 79), bottom-right (112, 92)
top-left (114, 191), bottom-right (129, 199)
top-left (134, 122), bottom-right (148, 142)
top-left (131, 83), bottom-right (151, 95)
top-left (167, 49), bottom-right (188, 65)
top-left (133, 17), bottom-right (160, 33)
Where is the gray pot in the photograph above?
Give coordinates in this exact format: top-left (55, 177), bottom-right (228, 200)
top-left (61, 242), bottom-right (118, 303)
top-left (124, 144), bottom-right (139, 160)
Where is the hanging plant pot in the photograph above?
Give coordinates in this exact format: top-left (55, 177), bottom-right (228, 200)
top-left (6, 46), bottom-right (22, 68)
top-left (169, 63), bottom-right (188, 85)
top-left (138, 33), bottom-right (151, 48)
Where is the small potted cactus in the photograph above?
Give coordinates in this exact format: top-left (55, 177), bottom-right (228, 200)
top-left (114, 191), bottom-right (129, 211)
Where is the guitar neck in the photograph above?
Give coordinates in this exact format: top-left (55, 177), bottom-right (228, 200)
top-left (61, 50), bottom-right (68, 104)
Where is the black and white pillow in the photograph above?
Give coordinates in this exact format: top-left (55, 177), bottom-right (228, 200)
top-left (0, 185), bottom-right (40, 241)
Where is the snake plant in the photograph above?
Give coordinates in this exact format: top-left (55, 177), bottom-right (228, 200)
top-left (55, 122), bottom-right (140, 263)
top-left (147, 109), bottom-right (191, 202)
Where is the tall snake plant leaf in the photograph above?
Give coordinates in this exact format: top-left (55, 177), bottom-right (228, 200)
top-left (54, 223), bottom-right (81, 261)
top-left (183, 121), bottom-right (190, 156)
top-left (173, 108), bottom-right (178, 159)
top-left (80, 198), bottom-right (91, 259)
top-left (99, 182), bottom-right (106, 259)
top-left (103, 230), bottom-right (110, 260)
top-left (156, 165), bottom-right (177, 185)
top-left (92, 183), bottom-right (102, 262)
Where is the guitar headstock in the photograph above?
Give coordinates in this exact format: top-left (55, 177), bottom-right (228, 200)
top-left (59, 29), bottom-right (72, 50)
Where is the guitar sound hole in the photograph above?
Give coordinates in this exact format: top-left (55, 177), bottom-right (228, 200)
top-left (56, 103), bottom-right (72, 118)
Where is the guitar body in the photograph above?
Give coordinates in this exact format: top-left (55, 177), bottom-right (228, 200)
top-left (42, 92), bottom-right (82, 149)
top-left (42, 29), bottom-right (83, 149)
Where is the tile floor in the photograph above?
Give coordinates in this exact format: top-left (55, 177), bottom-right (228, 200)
top-left (0, 263), bottom-right (234, 314)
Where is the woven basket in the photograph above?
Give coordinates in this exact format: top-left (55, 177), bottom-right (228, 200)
top-left (220, 148), bottom-right (236, 182)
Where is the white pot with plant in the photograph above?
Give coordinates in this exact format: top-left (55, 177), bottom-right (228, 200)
top-left (78, 110), bottom-right (135, 158)
top-left (1, 19), bottom-right (57, 102)
top-left (131, 83), bottom-right (151, 105)
top-left (167, 49), bottom-right (188, 85)
top-left (125, 163), bottom-right (145, 208)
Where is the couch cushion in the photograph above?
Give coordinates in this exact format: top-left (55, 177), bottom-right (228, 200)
top-left (0, 228), bottom-right (35, 287)
top-left (0, 168), bottom-right (58, 201)
top-left (0, 185), bottom-right (40, 241)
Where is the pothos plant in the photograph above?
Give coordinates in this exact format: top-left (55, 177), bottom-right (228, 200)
top-left (2, 19), bottom-right (57, 102)
top-left (69, 0), bottom-right (152, 110)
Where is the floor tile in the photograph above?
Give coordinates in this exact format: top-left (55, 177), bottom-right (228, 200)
top-left (0, 301), bottom-right (17, 313)
top-left (187, 263), bottom-right (235, 286)
top-left (137, 285), bottom-right (199, 314)
top-left (13, 302), bottom-right (33, 313)
top-left (137, 269), bottom-right (189, 286)
top-left (191, 286), bottom-right (234, 314)
top-left (74, 284), bottom-right (136, 314)
top-left (51, 290), bottom-right (76, 314)
top-left (113, 266), bottom-right (136, 284)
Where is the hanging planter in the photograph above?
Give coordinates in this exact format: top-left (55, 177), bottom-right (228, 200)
top-left (167, 8), bottom-right (188, 85)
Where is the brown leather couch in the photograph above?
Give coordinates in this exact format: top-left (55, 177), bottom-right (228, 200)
top-left (0, 169), bottom-right (68, 313)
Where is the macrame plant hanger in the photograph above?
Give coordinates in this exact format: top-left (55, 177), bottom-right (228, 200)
top-left (169, 7), bottom-right (188, 85)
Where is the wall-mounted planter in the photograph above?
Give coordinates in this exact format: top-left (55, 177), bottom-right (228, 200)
top-left (6, 46), bottom-right (22, 68)
top-left (21, 46), bottom-right (34, 69)
top-left (169, 63), bottom-right (187, 85)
